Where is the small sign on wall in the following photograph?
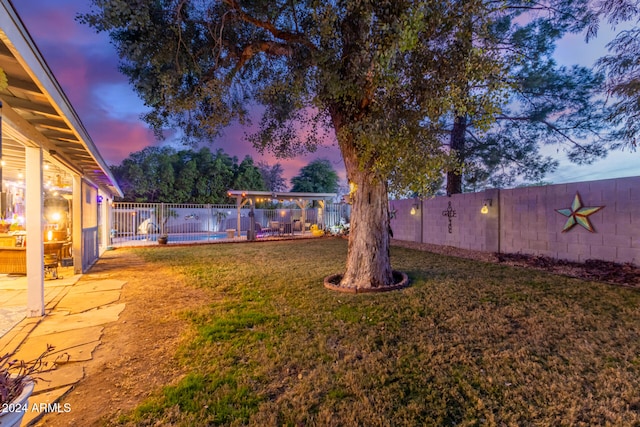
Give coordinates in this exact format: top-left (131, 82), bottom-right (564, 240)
top-left (442, 201), bottom-right (456, 234)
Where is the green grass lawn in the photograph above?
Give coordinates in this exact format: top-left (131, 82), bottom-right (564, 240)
top-left (118, 238), bottom-right (640, 426)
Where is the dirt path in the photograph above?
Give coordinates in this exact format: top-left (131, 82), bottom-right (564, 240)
top-left (36, 248), bottom-right (209, 426)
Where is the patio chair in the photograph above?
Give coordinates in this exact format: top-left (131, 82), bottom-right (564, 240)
top-left (269, 221), bottom-right (280, 236)
top-left (44, 254), bottom-right (58, 279)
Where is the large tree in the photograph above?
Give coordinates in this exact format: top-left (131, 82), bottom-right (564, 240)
top-left (233, 155), bottom-right (267, 191)
top-left (441, 2), bottom-right (616, 194)
top-left (291, 159), bottom-right (339, 193)
top-left (81, 1), bottom-right (517, 290)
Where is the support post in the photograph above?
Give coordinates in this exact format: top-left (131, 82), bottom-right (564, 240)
top-left (25, 146), bottom-right (44, 317)
top-left (248, 200), bottom-right (256, 241)
top-left (99, 191), bottom-right (108, 251)
top-left (72, 175), bottom-right (82, 274)
top-left (236, 196), bottom-right (241, 237)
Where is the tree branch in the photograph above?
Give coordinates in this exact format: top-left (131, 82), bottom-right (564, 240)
top-left (496, 115), bottom-right (591, 152)
top-left (222, 0), bottom-right (314, 49)
top-left (232, 40), bottom-right (294, 75)
top-left (219, 1), bottom-right (316, 78)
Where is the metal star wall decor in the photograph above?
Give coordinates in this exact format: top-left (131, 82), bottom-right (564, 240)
top-left (555, 192), bottom-right (604, 233)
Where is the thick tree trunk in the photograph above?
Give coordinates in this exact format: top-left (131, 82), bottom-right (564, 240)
top-left (446, 114), bottom-right (467, 195)
top-left (340, 170), bottom-right (394, 289)
top-left (331, 110), bottom-right (394, 290)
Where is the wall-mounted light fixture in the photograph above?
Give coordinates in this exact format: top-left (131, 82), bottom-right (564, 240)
top-left (410, 202), bottom-right (420, 216)
top-left (481, 198), bottom-right (492, 214)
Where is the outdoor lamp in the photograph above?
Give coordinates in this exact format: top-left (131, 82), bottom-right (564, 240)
top-left (410, 203), bottom-right (420, 216)
top-left (481, 199), bottom-right (492, 214)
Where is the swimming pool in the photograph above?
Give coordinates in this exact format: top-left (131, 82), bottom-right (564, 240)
top-left (111, 231), bottom-right (247, 247)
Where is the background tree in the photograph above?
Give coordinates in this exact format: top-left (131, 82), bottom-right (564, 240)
top-left (443, 3), bottom-right (615, 194)
top-left (290, 159), bottom-right (339, 193)
top-left (202, 148), bottom-right (238, 203)
top-left (173, 151), bottom-right (199, 201)
top-left (589, 2), bottom-right (640, 151)
top-left (257, 161), bottom-right (288, 192)
top-left (110, 146), bottom-right (176, 202)
top-left (81, 1), bottom-right (537, 290)
top-left (111, 146), bottom-right (265, 203)
top-left (233, 156), bottom-right (267, 191)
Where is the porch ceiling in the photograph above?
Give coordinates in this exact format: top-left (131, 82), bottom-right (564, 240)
top-left (0, 2), bottom-right (122, 197)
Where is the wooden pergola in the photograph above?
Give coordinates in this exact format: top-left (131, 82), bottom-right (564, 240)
top-left (226, 190), bottom-right (337, 240)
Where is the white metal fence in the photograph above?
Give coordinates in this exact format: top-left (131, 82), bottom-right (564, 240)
top-left (110, 202), bottom-right (351, 246)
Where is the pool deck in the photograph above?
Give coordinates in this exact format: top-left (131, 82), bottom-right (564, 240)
top-left (111, 232), bottom-right (320, 247)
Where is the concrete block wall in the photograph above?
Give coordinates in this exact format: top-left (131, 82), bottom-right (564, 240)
top-left (500, 176), bottom-right (640, 264)
top-left (390, 176), bottom-right (640, 266)
top-left (390, 188), bottom-right (500, 252)
top-left (389, 199), bottom-right (421, 242)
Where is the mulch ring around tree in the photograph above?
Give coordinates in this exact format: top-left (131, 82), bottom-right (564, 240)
top-left (324, 270), bottom-right (409, 293)
top-left (495, 253), bottom-right (640, 288)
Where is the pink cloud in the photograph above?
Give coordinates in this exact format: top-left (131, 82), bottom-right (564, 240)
top-left (89, 119), bottom-right (158, 165)
top-left (16, 1), bottom-right (347, 186)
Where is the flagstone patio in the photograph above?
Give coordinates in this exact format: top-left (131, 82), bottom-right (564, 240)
top-left (0, 268), bottom-right (127, 426)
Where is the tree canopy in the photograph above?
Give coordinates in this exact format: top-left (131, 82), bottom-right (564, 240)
top-left (589, 1), bottom-right (640, 151)
top-left (111, 146), bottom-right (265, 203)
top-left (80, 0), bottom-right (621, 290)
top-left (436, 1), bottom-right (622, 194)
top-left (290, 158), bottom-right (339, 193)
top-left (257, 161), bottom-right (288, 192)
top-left (79, 0), bottom-right (504, 195)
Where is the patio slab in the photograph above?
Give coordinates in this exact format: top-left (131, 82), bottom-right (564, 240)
top-left (33, 365), bottom-right (85, 394)
top-left (0, 289), bottom-right (24, 305)
top-left (0, 317), bottom-right (40, 356)
top-left (0, 305), bottom-right (25, 337)
top-left (29, 304), bottom-right (126, 337)
top-left (55, 290), bottom-right (122, 314)
top-left (70, 279), bottom-right (126, 292)
top-left (21, 385), bottom-right (73, 426)
top-left (12, 326), bottom-right (103, 364)
top-left (0, 268), bottom-right (127, 427)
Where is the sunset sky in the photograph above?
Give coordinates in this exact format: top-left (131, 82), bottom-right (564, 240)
top-left (14, 1), bottom-right (639, 188)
